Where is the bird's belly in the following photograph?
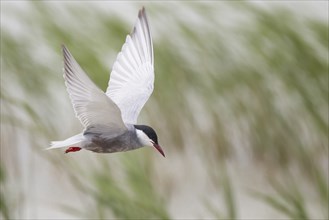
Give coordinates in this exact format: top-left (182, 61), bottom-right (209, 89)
top-left (82, 136), bottom-right (140, 153)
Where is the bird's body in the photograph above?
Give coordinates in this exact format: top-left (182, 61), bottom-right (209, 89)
top-left (48, 7), bottom-right (165, 157)
top-left (81, 125), bottom-right (153, 153)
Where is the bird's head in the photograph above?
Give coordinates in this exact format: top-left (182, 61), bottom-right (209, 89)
top-left (134, 125), bottom-right (165, 157)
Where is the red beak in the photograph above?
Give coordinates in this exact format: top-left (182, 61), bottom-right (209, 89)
top-left (153, 143), bottom-right (165, 157)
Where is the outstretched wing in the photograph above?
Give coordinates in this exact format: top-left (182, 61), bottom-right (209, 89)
top-left (62, 45), bottom-right (127, 132)
top-left (106, 7), bottom-right (154, 125)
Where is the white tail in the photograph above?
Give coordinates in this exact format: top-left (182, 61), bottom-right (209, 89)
top-left (48, 133), bottom-right (84, 150)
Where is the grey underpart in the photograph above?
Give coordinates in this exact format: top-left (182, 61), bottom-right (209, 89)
top-left (82, 124), bottom-right (143, 153)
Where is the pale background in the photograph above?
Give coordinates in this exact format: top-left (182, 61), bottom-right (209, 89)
top-left (1, 1), bottom-right (328, 219)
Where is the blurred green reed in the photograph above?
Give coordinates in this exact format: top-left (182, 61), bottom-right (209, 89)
top-left (0, 166), bottom-right (10, 220)
top-left (1, 1), bottom-right (328, 219)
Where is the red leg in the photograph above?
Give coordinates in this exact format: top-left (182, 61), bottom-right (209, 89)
top-left (65, 147), bottom-right (81, 154)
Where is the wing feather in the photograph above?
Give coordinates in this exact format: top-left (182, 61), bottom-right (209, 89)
top-left (62, 45), bottom-right (127, 132)
top-left (106, 7), bottom-right (154, 125)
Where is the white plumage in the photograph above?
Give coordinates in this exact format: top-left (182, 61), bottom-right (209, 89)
top-left (106, 8), bottom-right (154, 125)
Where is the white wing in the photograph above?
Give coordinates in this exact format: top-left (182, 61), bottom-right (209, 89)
top-left (106, 7), bottom-right (154, 125)
top-left (62, 45), bottom-right (127, 131)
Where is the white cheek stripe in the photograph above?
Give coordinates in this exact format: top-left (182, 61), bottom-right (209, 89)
top-left (136, 129), bottom-right (152, 147)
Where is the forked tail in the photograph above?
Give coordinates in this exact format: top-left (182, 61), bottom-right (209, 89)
top-left (48, 133), bottom-right (84, 150)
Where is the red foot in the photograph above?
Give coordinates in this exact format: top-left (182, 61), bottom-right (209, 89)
top-left (65, 147), bottom-right (81, 154)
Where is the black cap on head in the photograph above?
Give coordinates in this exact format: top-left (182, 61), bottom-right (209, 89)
top-left (134, 125), bottom-right (158, 144)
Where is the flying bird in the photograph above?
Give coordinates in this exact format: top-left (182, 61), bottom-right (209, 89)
top-left (48, 7), bottom-right (165, 157)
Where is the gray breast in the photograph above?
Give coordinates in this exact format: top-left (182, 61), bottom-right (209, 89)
top-left (82, 126), bottom-right (142, 153)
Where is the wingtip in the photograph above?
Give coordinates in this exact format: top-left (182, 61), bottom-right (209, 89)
top-left (138, 6), bottom-right (146, 19)
top-left (62, 44), bottom-right (71, 60)
top-left (62, 44), bottom-right (68, 54)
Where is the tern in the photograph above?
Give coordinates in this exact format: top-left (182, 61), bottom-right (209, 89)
top-left (48, 7), bottom-right (165, 157)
